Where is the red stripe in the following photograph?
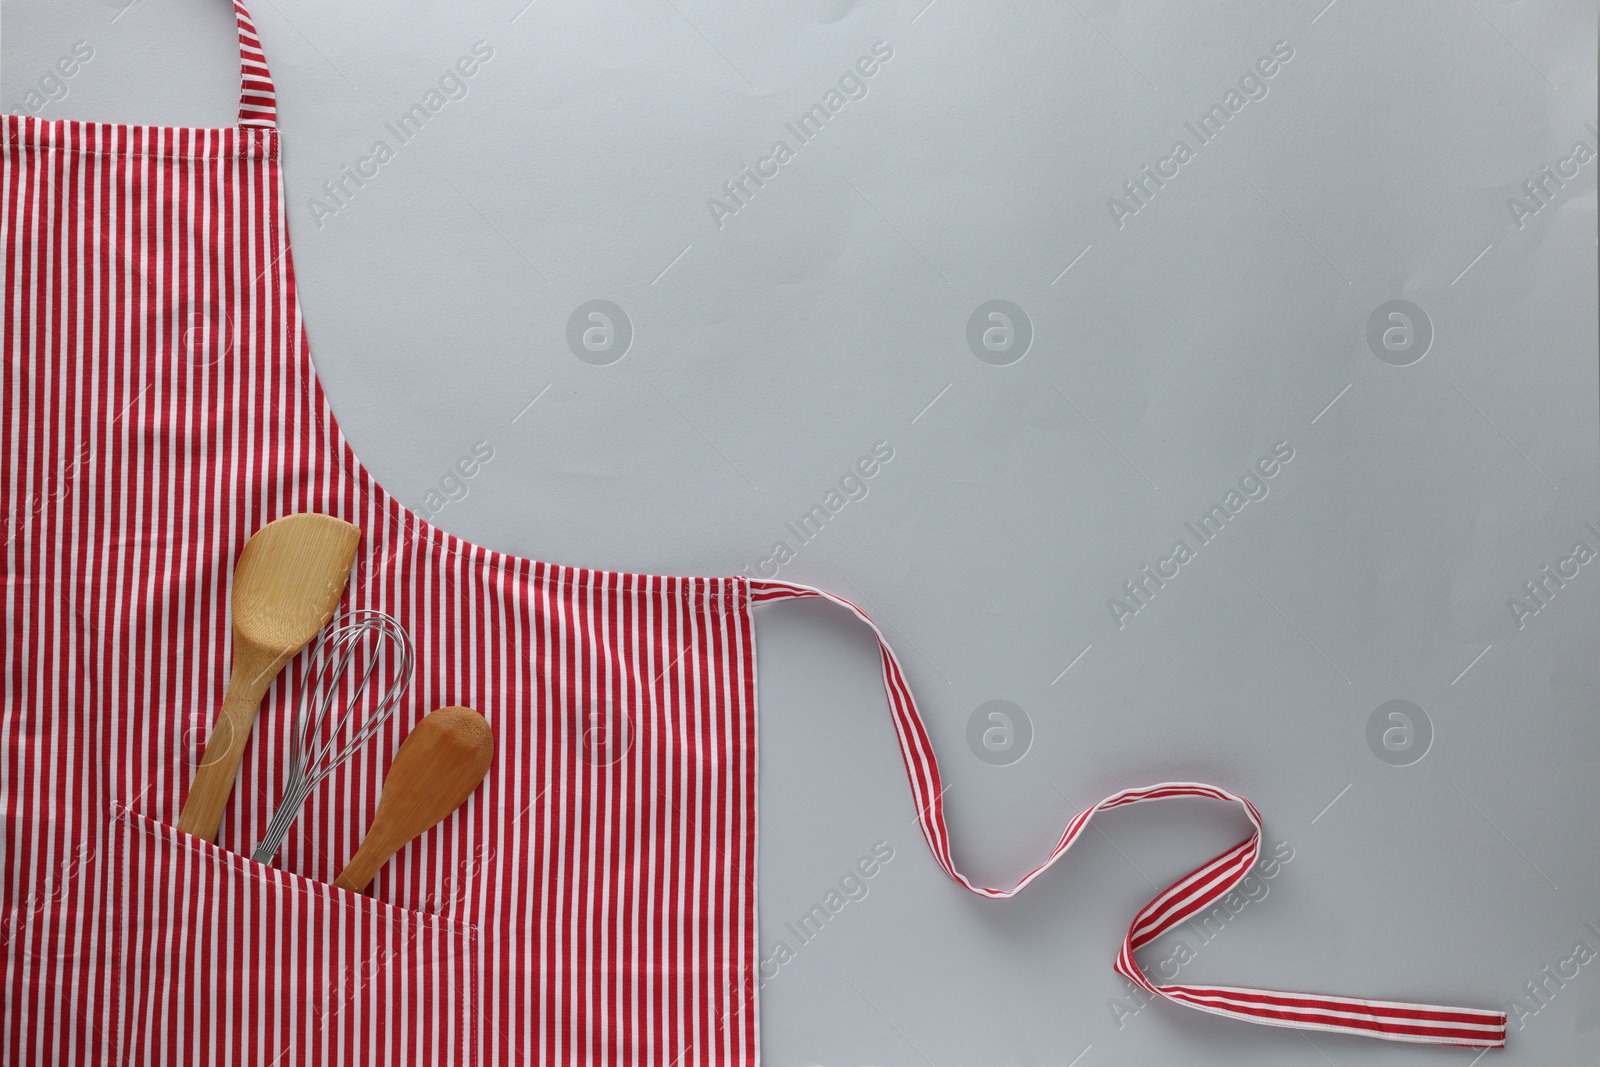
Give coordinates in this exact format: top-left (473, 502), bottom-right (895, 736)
top-left (1164, 987), bottom-right (1505, 1043)
top-left (1163, 983), bottom-right (1507, 1026)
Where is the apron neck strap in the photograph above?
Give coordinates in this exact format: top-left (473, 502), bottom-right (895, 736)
top-left (233, 0), bottom-right (278, 129)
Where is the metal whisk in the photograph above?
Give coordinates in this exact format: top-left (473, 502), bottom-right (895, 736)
top-left (252, 609), bottom-right (414, 863)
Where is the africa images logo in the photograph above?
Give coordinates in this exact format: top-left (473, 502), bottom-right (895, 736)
top-left (1107, 442), bottom-right (1295, 629)
top-left (1105, 40), bottom-right (1294, 229)
top-left (706, 41), bottom-right (895, 231)
top-left (307, 42), bottom-right (495, 228)
top-left (742, 441), bottom-right (895, 579)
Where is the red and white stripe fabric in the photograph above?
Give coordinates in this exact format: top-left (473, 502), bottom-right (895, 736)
top-left (3, 5), bottom-right (758, 1064)
top-left (0, 3), bottom-right (1503, 1064)
top-left (749, 580), bottom-right (1508, 1049)
top-left (233, 0), bottom-right (279, 128)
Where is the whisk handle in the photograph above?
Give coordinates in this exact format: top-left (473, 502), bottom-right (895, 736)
top-left (177, 646), bottom-right (281, 841)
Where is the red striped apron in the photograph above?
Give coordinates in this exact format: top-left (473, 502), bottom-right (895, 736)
top-left (1, 4), bottom-right (1506, 1063)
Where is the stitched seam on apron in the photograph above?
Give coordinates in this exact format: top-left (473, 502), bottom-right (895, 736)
top-left (108, 806), bottom-right (480, 1062)
top-left (109, 803), bottom-right (480, 938)
top-left (317, 484), bottom-right (752, 604)
top-left (1, 121), bottom-right (278, 162)
top-left (311, 452), bottom-right (750, 602)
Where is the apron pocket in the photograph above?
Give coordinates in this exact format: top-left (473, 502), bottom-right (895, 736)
top-left (106, 802), bottom-right (478, 1067)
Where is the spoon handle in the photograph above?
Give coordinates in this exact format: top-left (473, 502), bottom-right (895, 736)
top-left (333, 836), bottom-right (397, 893)
top-left (177, 645), bottom-right (279, 841)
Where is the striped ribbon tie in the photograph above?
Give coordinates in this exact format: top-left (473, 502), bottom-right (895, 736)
top-left (750, 578), bottom-right (1507, 1048)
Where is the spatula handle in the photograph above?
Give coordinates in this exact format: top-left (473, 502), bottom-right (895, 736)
top-left (176, 648), bottom-right (278, 841)
top-left (332, 839), bottom-right (394, 894)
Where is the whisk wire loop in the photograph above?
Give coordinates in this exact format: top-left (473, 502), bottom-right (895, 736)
top-left (252, 609), bottom-right (414, 863)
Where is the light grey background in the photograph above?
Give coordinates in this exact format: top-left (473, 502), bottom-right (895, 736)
top-left (6, 1), bottom-right (1598, 1063)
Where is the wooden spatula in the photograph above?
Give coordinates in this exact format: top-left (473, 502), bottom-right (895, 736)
top-left (334, 706), bottom-right (494, 893)
top-left (177, 513), bottom-right (361, 841)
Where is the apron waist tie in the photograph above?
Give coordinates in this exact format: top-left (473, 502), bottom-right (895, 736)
top-left (750, 578), bottom-right (1507, 1049)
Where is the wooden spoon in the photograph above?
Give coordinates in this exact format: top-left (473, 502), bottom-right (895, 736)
top-left (334, 706), bottom-right (493, 893)
top-left (177, 513), bottom-right (361, 841)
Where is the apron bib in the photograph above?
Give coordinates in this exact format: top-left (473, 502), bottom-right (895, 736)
top-left (1, 4), bottom-right (1506, 1063)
